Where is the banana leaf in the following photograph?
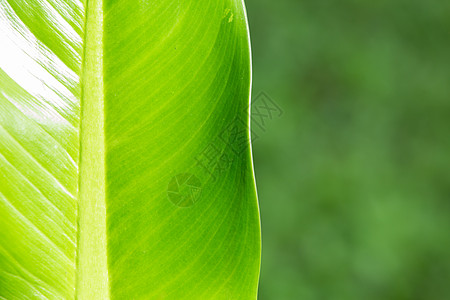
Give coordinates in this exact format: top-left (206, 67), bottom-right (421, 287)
top-left (0, 0), bottom-right (260, 298)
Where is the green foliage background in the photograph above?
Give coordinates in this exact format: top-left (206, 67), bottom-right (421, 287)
top-left (245, 0), bottom-right (450, 299)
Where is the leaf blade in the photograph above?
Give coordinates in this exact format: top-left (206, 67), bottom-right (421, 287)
top-left (0, 0), bottom-right (260, 298)
top-left (0, 0), bottom-right (83, 297)
top-left (104, 1), bottom-right (260, 298)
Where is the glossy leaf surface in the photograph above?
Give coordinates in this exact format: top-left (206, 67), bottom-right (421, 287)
top-left (0, 0), bottom-right (260, 298)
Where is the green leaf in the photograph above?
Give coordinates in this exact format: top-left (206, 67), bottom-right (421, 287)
top-left (0, 0), bottom-right (260, 298)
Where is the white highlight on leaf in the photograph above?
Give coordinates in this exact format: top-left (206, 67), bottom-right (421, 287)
top-left (0, 0), bottom-right (78, 126)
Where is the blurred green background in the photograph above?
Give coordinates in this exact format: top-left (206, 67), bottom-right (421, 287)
top-left (244, 0), bottom-right (450, 299)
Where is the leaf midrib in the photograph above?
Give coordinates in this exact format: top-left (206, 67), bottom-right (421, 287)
top-left (75, 0), bottom-right (109, 298)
